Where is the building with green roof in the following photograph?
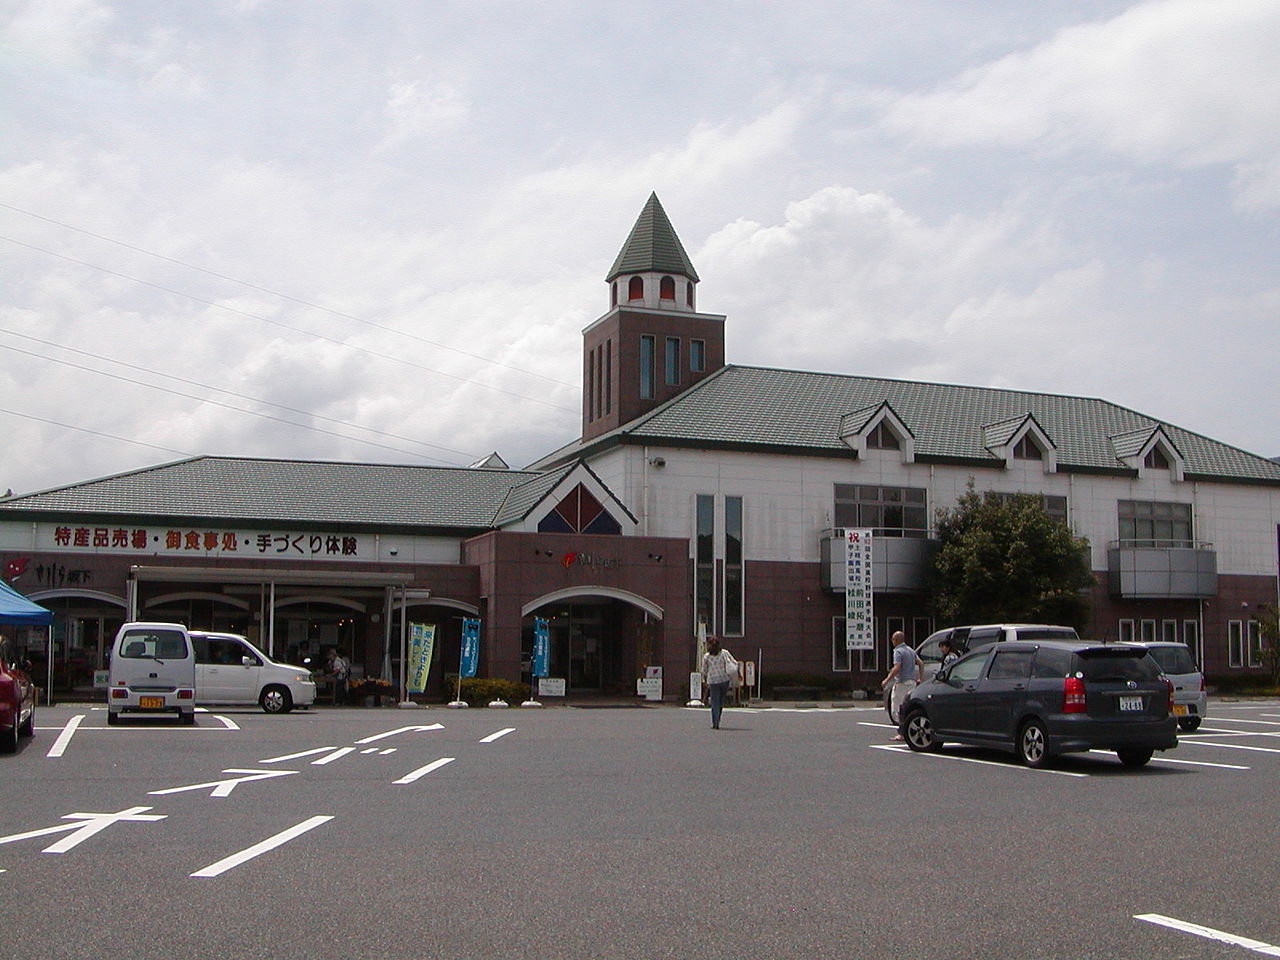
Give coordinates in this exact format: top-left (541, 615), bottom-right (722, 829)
top-left (2, 195), bottom-right (1278, 702)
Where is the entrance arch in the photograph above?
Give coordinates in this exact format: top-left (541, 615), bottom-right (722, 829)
top-left (521, 586), bottom-right (664, 696)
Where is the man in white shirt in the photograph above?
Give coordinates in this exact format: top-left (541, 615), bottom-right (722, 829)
top-left (881, 631), bottom-right (923, 740)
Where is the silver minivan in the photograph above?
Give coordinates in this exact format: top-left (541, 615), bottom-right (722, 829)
top-left (1132, 641), bottom-right (1206, 731)
top-left (189, 631), bottom-right (316, 713)
top-left (107, 622), bottom-right (197, 725)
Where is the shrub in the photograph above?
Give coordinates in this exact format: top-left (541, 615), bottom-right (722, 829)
top-left (442, 674), bottom-right (530, 706)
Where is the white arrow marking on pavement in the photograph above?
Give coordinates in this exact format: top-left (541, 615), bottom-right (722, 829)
top-left (312, 747), bottom-right (355, 765)
top-left (212, 715), bottom-right (240, 730)
top-left (480, 727), bottom-right (514, 743)
top-left (393, 757), bottom-right (455, 784)
top-left (260, 746), bottom-right (336, 763)
top-left (354, 724), bottom-right (444, 744)
top-left (148, 768), bottom-right (298, 798)
top-left (1136, 914), bottom-right (1280, 956)
top-left (46, 714), bottom-right (85, 758)
top-left (191, 815), bottom-right (334, 878)
top-left (0, 806), bottom-right (167, 854)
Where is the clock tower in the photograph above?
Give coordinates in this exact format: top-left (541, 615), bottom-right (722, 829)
top-left (581, 193), bottom-right (726, 441)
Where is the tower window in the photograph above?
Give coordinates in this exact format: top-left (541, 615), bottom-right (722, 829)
top-left (639, 335), bottom-right (655, 400)
top-left (628, 276), bottom-right (644, 301)
top-left (686, 281), bottom-right (694, 307)
top-left (611, 282), bottom-right (617, 307)
top-left (660, 276), bottom-right (675, 300)
top-left (665, 337), bottom-right (680, 386)
top-left (1144, 446), bottom-right (1170, 469)
top-left (690, 339), bottom-right (705, 373)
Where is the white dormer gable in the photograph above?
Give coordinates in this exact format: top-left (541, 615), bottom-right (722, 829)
top-left (839, 401), bottom-right (915, 463)
top-left (1111, 425), bottom-right (1185, 481)
top-left (982, 413), bottom-right (1057, 473)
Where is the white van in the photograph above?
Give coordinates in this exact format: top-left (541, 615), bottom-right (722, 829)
top-left (189, 631), bottom-right (316, 713)
top-left (107, 622), bottom-right (197, 725)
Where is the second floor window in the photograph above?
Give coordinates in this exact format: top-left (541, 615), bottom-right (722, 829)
top-left (834, 484), bottom-right (927, 537)
top-left (639, 335), bottom-right (655, 400)
top-left (665, 337), bottom-right (680, 386)
top-left (1118, 500), bottom-right (1192, 546)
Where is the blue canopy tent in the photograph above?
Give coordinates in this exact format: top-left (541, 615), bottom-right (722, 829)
top-left (0, 578), bottom-right (54, 703)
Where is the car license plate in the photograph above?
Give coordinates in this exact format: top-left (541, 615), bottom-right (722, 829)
top-left (139, 696), bottom-right (164, 709)
top-left (1119, 695), bottom-right (1144, 712)
top-left (1172, 704), bottom-right (1188, 716)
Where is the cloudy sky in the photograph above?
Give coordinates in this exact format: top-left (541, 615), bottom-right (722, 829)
top-left (2, 0), bottom-right (1278, 495)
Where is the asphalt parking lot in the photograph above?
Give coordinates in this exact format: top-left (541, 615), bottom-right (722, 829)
top-left (2, 698), bottom-right (1278, 960)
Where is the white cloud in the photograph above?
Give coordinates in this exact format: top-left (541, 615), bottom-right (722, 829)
top-left (377, 78), bottom-right (469, 151)
top-left (884, 0), bottom-right (1280, 209)
top-left (2, 0), bottom-right (114, 68)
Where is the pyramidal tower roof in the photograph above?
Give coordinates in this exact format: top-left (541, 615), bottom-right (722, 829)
top-left (605, 192), bottom-right (700, 283)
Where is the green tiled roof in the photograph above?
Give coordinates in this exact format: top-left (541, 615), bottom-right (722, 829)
top-left (556, 365), bottom-right (1280, 485)
top-left (605, 192), bottom-right (700, 283)
top-left (0, 456), bottom-right (557, 530)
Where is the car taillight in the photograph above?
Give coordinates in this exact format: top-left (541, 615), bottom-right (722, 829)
top-left (1064, 676), bottom-right (1087, 713)
top-left (177, 689), bottom-right (193, 700)
top-left (1200, 675), bottom-right (1206, 692)
top-left (111, 688), bottom-right (128, 699)
top-left (1167, 679), bottom-right (1175, 713)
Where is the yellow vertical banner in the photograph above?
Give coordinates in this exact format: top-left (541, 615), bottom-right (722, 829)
top-left (407, 623), bottom-right (436, 694)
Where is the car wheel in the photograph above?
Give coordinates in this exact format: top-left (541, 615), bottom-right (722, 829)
top-left (903, 709), bottom-right (942, 752)
top-left (180, 710), bottom-right (195, 726)
top-left (19, 706), bottom-right (34, 738)
top-left (1178, 717), bottom-right (1201, 732)
top-left (107, 710), bottom-right (119, 726)
top-left (1017, 719), bottom-right (1050, 768)
top-left (260, 685), bottom-right (293, 714)
top-left (1117, 748), bottom-right (1153, 768)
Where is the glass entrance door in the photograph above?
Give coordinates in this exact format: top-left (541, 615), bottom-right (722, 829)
top-left (569, 629), bottom-right (601, 690)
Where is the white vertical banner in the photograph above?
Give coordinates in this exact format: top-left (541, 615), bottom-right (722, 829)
top-left (845, 528), bottom-right (874, 650)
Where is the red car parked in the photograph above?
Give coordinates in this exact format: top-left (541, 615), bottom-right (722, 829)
top-left (1, 639), bottom-right (36, 752)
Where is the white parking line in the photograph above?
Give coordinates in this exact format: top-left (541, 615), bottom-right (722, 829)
top-left (190, 816), bottom-right (333, 878)
top-left (868, 743), bottom-right (1089, 777)
top-left (1179, 740), bottom-right (1280, 755)
top-left (1200, 717), bottom-right (1280, 726)
top-left (480, 727), bottom-right (514, 743)
top-left (211, 715), bottom-right (239, 730)
top-left (1135, 913), bottom-right (1280, 956)
top-left (393, 757), bottom-right (455, 785)
top-left (260, 746), bottom-right (334, 764)
top-left (1087, 750), bottom-right (1248, 770)
top-left (45, 714), bottom-right (85, 758)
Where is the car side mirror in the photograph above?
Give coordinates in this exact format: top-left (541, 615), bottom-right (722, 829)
top-left (241, 656), bottom-right (254, 666)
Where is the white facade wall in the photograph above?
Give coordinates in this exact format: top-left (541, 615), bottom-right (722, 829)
top-left (586, 444), bottom-right (1280, 579)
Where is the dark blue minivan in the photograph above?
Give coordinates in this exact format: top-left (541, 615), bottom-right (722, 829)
top-left (899, 640), bottom-right (1177, 768)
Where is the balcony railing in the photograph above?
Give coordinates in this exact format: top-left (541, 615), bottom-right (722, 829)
top-left (1106, 540), bottom-right (1217, 599)
top-left (820, 528), bottom-right (938, 595)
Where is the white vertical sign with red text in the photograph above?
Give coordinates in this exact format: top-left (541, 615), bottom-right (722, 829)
top-left (845, 528), bottom-right (874, 650)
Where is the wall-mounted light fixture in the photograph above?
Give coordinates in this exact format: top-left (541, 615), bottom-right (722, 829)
top-left (648, 553), bottom-right (663, 562)
top-left (649, 457), bottom-right (666, 468)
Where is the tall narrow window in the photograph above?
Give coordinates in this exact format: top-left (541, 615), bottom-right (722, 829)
top-left (1229, 620), bottom-right (1243, 667)
top-left (695, 495), bottom-right (715, 634)
top-left (594, 348), bottom-right (603, 422)
top-left (665, 337), bottom-right (680, 386)
top-left (639, 335), bottom-right (655, 400)
top-left (611, 282), bottom-right (618, 307)
top-left (628, 276), bottom-right (644, 301)
top-left (1118, 619), bottom-right (1135, 643)
top-left (585, 348), bottom-right (595, 422)
top-left (659, 276), bottom-right (675, 300)
top-left (604, 339), bottom-right (612, 415)
top-left (686, 281), bottom-right (694, 307)
top-left (690, 339), bottom-right (705, 373)
top-left (1248, 620), bottom-right (1262, 668)
top-left (724, 496), bottom-right (743, 636)
top-left (1183, 620), bottom-right (1200, 662)
top-left (832, 618), bottom-right (851, 672)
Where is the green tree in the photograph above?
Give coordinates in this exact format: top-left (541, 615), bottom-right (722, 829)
top-left (1255, 604), bottom-right (1280, 686)
top-left (931, 484), bottom-right (1095, 630)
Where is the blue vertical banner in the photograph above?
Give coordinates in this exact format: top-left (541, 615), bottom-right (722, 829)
top-left (532, 617), bottom-right (550, 679)
top-left (460, 618), bottom-right (481, 678)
